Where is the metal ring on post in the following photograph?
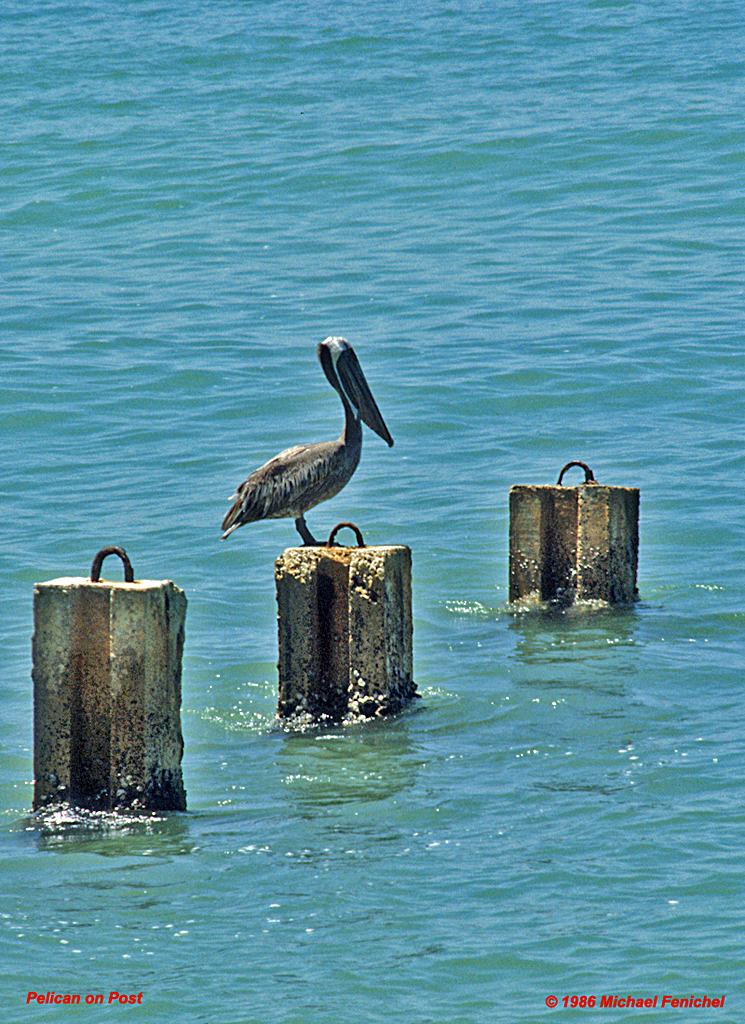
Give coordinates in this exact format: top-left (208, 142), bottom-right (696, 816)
top-left (90, 546), bottom-right (135, 583)
top-left (557, 461), bottom-right (597, 486)
top-left (326, 522), bottom-right (366, 548)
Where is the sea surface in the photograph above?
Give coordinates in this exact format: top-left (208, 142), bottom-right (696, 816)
top-left (1, 1), bottom-right (744, 1021)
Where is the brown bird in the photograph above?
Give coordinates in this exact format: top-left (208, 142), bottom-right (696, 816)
top-left (221, 337), bottom-right (393, 545)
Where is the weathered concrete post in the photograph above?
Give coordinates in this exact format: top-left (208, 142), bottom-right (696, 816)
top-left (275, 526), bottom-right (416, 722)
top-left (509, 462), bottom-right (639, 607)
top-left (32, 547), bottom-right (187, 812)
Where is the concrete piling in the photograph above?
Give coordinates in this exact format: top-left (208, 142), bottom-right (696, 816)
top-left (509, 462), bottom-right (639, 607)
top-left (275, 533), bottom-right (416, 722)
top-left (32, 548), bottom-right (187, 812)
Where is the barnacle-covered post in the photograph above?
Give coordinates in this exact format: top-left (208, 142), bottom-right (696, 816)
top-left (32, 547), bottom-right (187, 812)
top-left (509, 462), bottom-right (639, 607)
top-left (275, 524), bottom-right (416, 722)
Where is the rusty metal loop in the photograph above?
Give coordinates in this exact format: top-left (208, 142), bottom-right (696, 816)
top-left (326, 522), bottom-right (366, 548)
top-left (90, 546), bottom-right (134, 583)
top-left (557, 461), bottom-right (597, 486)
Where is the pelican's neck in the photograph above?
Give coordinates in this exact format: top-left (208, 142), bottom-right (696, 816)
top-left (340, 391), bottom-right (362, 449)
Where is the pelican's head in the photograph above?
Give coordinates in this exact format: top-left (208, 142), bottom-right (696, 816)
top-left (318, 337), bottom-right (394, 447)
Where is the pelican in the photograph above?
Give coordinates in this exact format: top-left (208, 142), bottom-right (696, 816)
top-left (221, 337), bottom-right (394, 545)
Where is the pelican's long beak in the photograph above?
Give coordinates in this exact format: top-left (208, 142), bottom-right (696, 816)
top-left (336, 344), bottom-right (394, 447)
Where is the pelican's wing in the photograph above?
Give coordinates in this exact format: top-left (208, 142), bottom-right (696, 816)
top-left (221, 440), bottom-right (342, 537)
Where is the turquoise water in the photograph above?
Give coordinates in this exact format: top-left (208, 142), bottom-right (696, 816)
top-left (2, 2), bottom-right (744, 1021)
